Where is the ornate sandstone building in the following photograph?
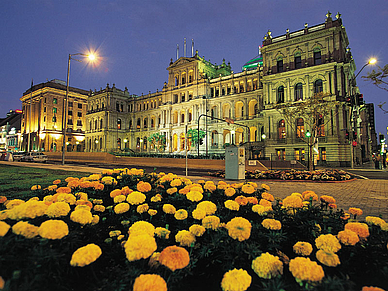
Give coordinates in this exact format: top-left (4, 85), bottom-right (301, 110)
top-left (21, 13), bottom-right (377, 167)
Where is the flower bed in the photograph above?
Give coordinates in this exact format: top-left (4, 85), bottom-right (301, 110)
top-left (0, 169), bottom-right (387, 291)
top-left (210, 169), bottom-right (356, 181)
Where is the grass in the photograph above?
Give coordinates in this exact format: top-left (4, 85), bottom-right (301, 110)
top-left (0, 164), bottom-right (91, 200)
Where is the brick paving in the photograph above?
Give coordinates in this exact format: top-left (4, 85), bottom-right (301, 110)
top-left (1, 161), bottom-right (387, 220)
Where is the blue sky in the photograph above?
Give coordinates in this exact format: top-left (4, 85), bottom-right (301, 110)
top-left (1, 0), bottom-right (387, 136)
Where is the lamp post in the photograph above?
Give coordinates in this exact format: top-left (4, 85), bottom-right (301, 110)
top-left (61, 52), bottom-right (96, 165)
top-left (305, 130), bottom-right (312, 170)
top-left (348, 58), bottom-right (376, 168)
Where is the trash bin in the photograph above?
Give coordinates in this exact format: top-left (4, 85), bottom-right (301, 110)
top-left (225, 145), bottom-right (245, 180)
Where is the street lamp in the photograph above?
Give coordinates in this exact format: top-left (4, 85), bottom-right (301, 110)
top-left (348, 57), bottom-right (377, 168)
top-left (61, 52), bottom-right (97, 165)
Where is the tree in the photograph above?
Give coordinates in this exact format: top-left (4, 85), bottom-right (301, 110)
top-left (147, 133), bottom-right (166, 152)
top-left (362, 64), bottom-right (388, 113)
top-left (275, 92), bottom-right (339, 171)
top-left (187, 128), bottom-right (206, 149)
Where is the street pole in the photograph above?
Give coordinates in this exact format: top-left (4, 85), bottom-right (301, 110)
top-left (61, 54), bottom-right (71, 165)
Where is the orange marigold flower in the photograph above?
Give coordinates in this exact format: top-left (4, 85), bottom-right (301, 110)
top-left (75, 200), bottom-right (93, 209)
top-left (133, 274), bottom-right (167, 291)
top-left (348, 207), bottom-right (363, 216)
top-left (302, 191), bottom-right (318, 201)
top-left (121, 186), bottom-right (132, 196)
top-left (320, 195), bottom-right (336, 204)
top-left (282, 195), bottom-right (303, 208)
top-left (234, 195), bottom-right (248, 206)
top-left (53, 179), bottom-right (61, 185)
top-left (31, 185), bottom-right (41, 191)
top-left (137, 181), bottom-right (152, 192)
top-left (289, 257), bottom-right (324, 283)
top-left (345, 222), bottom-right (370, 239)
top-left (241, 184), bottom-right (255, 194)
top-left (159, 245), bottom-right (190, 271)
top-left (259, 199), bottom-right (272, 207)
top-left (361, 286), bottom-right (386, 291)
top-left (56, 187), bottom-right (72, 194)
top-left (247, 197), bottom-right (258, 205)
top-left (262, 192), bottom-right (274, 202)
top-left (261, 183), bottom-right (270, 191)
top-left (316, 250), bottom-right (340, 267)
top-left (0, 196), bottom-right (7, 204)
top-left (337, 229), bottom-right (359, 246)
top-left (293, 241), bottom-right (313, 256)
top-left (67, 179), bottom-right (80, 188)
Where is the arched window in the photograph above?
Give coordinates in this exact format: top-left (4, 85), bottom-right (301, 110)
top-left (294, 52), bottom-right (302, 69)
top-left (94, 120), bottom-right (98, 130)
top-left (314, 48), bottom-right (321, 65)
top-left (278, 119), bottom-right (286, 139)
top-left (314, 79), bottom-right (323, 93)
top-left (295, 83), bottom-right (303, 101)
top-left (100, 119), bottom-right (103, 129)
top-left (296, 118), bottom-right (304, 138)
top-left (137, 118), bottom-right (141, 129)
top-left (317, 115), bottom-right (325, 137)
top-left (277, 86), bottom-right (284, 103)
top-left (277, 57), bottom-right (283, 73)
top-left (143, 118), bottom-right (148, 128)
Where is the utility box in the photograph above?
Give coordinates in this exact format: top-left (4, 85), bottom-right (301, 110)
top-left (225, 145), bottom-right (245, 180)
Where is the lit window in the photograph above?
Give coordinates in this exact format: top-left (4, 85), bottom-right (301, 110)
top-left (295, 83), bottom-right (303, 101)
top-left (277, 86), bottom-right (284, 103)
top-left (278, 119), bottom-right (286, 139)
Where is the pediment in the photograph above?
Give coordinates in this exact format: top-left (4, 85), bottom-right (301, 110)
top-left (168, 57), bottom-right (196, 69)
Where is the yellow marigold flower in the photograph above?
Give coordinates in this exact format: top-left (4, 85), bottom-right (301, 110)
top-left (38, 219), bottom-right (69, 239)
top-left (91, 215), bottom-right (100, 225)
top-left (46, 202), bottom-right (71, 218)
top-left (226, 217), bottom-right (252, 241)
top-left (113, 195), bottom-right (126, 204)
top-left (70, 243), bottom-right (102, 267)
top-left (124, 234), bottom-right (157, 261)
top-left (316, 250), bottom-right (340, 267)
top-left (0, 210), bottom-right (8, 221)
top-left (12, 221), bottom-right (39, 238)
top-left (167, 187), bottom-right (178, 195)
top-left (289, 257), bottom-right (324, 283)
top-left (175, 230), bottom-right (196, 247)
top-left (221, 268), bottom-right (251, 291)
top-left (283, 195), bottom-right (303, 208)
top-left (187, 190), bottom-right (203, 202)
top-left (56, 186), bottom-right (72, 194)
top-left (86, 174), bottom-right (101, 181)
top-left (133, 274), bottom-right (167, 291)
top-left (259, 199), bottom-right (272, 207)
top-left (365, 216), bottom-right (386, 228)
top-left (197, 179), bottom-right (206, 184)
top-left (0, 221), bottom-right (10, 236)
top-left (302, 191), bottom-right (318, 201)
top-left (159, 245), bottom-right (190, 271)
top-left (75, 200), bottom-right (93, 209)
top-left (337, 229), bottom-right (359, 246)
top-left (262, 192), bottom-right (274, 202)
top-left (31, 185), bottom-right (41, 191)
top-left (56, 193), bottom-right (76, 205)
top-left (320, 195), bottom-right (336, 204)
top-left (7, 200), bottom-right (48, 220)
top-left (197, 201), bottom-right (217, 215)
top-left (101, 176), bottom-right (117, 186)
top-left (231, 182), bottom-right (244, 189)
top-left (202, 215), bottom-right (221, 230)
top-left (345, 222), bottom-right (370, 239)
top-left (162, 204), bottom-right (176, 214)
top-left (349, 207), bottom-right (363, 216)
top-left (261, 183), bottom-right (270, 191)
top-left (75, 204), bottom-right (91, 212)
top-left (190, 185), bottom-right (204, 193)
top-left (293, 241), bottom-right (313, 256)
top-left (252, 252), bottom-right (283, 279)
top-left (150, 194), bottom-right (162, 202)
top-left (315, 234), bottom-right (341, 253)
top-left (234, 195), bottom-right (248, 206)
top-left (70, 209), bottom-right (93, 225)
top-left (117, 234), bottom-right (124, 240)
top-left (241, 184), bottom-right (255, 194)
top-left (361, 287), bottom-right (386, 291)
top-left (189, 224), bottom-right (206, 237)
top-left (137, 181), bottom-right (152, 192)
top-left (67, 179), bottom-right (80, 188)
top-left (109, 230), bottom-right (121, 237)
top-left (47, 185), bottom-right (57, 191)
top-left (137, 203), bottom-right (149, 214)
top-left (129, 221), bottom-right (155, 237)
top-left (76, 192), bottom-right (88, 201)
top-left (192, 208), bottom-right (206, 220)
top-left (224, 200), bottom-right (240, 211)
top-left (149, 252), bottom-right (161, 268)
top-left (93, 205), bottom-right (106, 212)
top-left (204, 183), bottom-right (216, 192)
top-left (148, 209), bottom-right (157, 216)
top-left (170, 178), bottom-right (182, 187)
top-left (5, 199), bottom-right (25, 209)
top-left (126, 191), bottom-right (146, 205)
top-left (174, 209), bottom-right (188, 220)
top-left (155, 227), bottom-right (170, 239)
top-left (252, 204), bottom-right (272, 215)
top-left (262, 218), bottom-right (282, 230)
top-left (110, 189), bottom-right (122, 198)
top-left (224, 187), bottom-right (236, 197)
top-left (217, 183), bottom-right (228, 190)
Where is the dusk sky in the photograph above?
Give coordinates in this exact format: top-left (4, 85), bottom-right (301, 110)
top-left (1, 0), bottom-right (387, 137)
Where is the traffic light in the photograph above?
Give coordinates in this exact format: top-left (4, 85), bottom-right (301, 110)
top-left (345, 96), bottom-right (354, 106)
top-left (353, 131), bottom-right (357, 140)
top-left (317, 114), bottom-right (323, 126)
top-left (355, 93), bottom-right (364, 105)
top-left (345, 130), bottom-right (350, 140)
top-left (199, 138), bottom-right (203, 145)
top-left (380, 134), bottom-right (385, 144)
top-left (305, 131), bottom-right (311, 138)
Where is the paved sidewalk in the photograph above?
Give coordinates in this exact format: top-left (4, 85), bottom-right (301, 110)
top-left (2, 161), bottom-right (387, 220)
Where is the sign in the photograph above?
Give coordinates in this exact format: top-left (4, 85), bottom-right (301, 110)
top-left (248, 160), bottom-right (257, 166)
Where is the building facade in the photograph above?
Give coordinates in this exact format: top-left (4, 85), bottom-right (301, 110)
top-left (20, 79), bottom-right (89, 152)
top-left (0, 110), bottom-right (22, 152)
top-left (84, 13), bottom-right (376, 167)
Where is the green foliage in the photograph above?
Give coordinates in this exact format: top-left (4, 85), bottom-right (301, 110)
top-left (147, 132), bottom-right (166, 152)
top-left (187, 128), bottom-right (206, 147)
